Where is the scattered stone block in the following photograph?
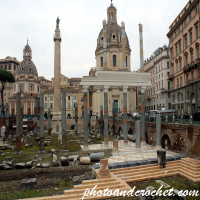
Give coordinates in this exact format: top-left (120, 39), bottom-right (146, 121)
top-left (73, 157), bottom-right (78, 166)
top-left (90, 152), bottom-right (104, 161)
top-left (32, 155), bottom-right (42, 162)
top-left (25, 144), bottom-right (29, 147)
top-left (41, 163), bottom-right (51, 168)
top-left (0, 163), bottom-right (12, 170)
top-left (21, 178), bottom-right (36, 190)
top-left (36, 163), bottom-right (42, 168)
top-left (80, 157), bottom-right (91, 165)
top-left (53, 154), bottom-right (57, 161)
top-left (26, 161), bottom-right (33, 169)
top-left (51, 161), bottom-right (59, 167)
top-left (68, 155), bottom-right (79, 161)
top-left (60, 156), bottom-right (69, 166)
top-left (15, 163), bottom-right (26, 169)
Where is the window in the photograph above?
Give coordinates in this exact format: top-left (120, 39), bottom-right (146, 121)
top-left (195, 6), bottom-right (198, 14)
top-left (45, 104), bottom-right (47, 109)
top-left (168, 92), bottom-right (171, 98)
top-left (186, 73), bottom-right (189, 84)
top-left (197, 47), bottom-right (199, 59)
top-left (180, 76), bottom-right (182, 86)
top-left (159, 65), bottom-right (160, 71)
top-left (179, 41), bottom-right (181, 53)
top-left (189, 13), bottom-right (191, 20)
top-left (159, 75), bottom-right (160, 79)
top-left (181, 93), bottom-right (183, 101)
top-left (185, 55), bottom-right (188, 65)
top-left (162, 81), bottom-right (163, 88)
top-left (169, 103), bottom-right (171, 109)
top-left (73, 95), bottom-right (76, 100)
top-left (126, 56), bottom-right (128, 67)
top-left (4, 93), bottom-right (6, 96)
top-left (178, 93), bottom-right (180, 101)
top-left (175, 31), bottom-right (177, 36)
top-left (68, 103), bottom-right (70, 109)
top-left (177, 78), bottom-right (179, 88)
top-left (172, 95), bottom-right (175, 102)
top-left (190, 31), bottom-right (192, 44)
top-left (161, 63), bottom-right (163, 70)
top-left (185, 36), bottom-right (187, 48)
top-left (45, 96), bottom-right (47, 101)
top-left (162, 73), bottom-right (163, 78)
top-left (196, 25), bottom-right (199, 39)
top-left (180, 60), bottom-right (182, 70)
top-left (113, 55), bottom-right (116, 66)
top-left (157, 83), bottom-right (158, 91)
top-left (63, 78), bottom-right (66, 82)
top-left (1, 65), bottom-right (2, 70)
top-left (100, 57), bottom-right (103, 68)
top-left (178, 26), bottom-right (180, 33)
top-left (50, 96), bottom-right (53, 101)
top-left (191, 70), bottom-right (194, 80)
top-left (167, 72), bottom-right (170, 76)
top-left (8, 93), bottom-right (10, 97)
top-left (171, 48), bottom-right (173, 59)
top-left (176, 61), bottom-right (178, 72)
top-left (156, 67), bottom-right (157, 73)
top-left (37, 86), bottom-right (39, 93)
top-left (176, 45), bottom-right (178, 56)
top-left (191, 51), bottom-right (193, 62)
top-left (153, 70), bottom-right (154, 74)
top-left (5, 65), bottom-right (7, 70)
top-left (198, 68), bottom-right (200, 79)
top-left (68, 96), bottom-right (70, 100)
top-left (160, 95), bottom-right (161, 99)
top-left (187, 91), bottom-right (189, 100)
top-left (50, 103), bottom-right (53, 109)
top-left (9, 64), bottom-right (11, 70)
top-left (167, 62), bottom-right (170, 68)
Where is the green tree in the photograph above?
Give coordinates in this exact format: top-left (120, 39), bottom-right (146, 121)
top-left (0, 70), bottom-right (15, 114)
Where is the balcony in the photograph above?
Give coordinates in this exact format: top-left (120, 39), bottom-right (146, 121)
top-left (168, 74), bottom-right (174, 80)
top-left (186, 77), bottom-right (199, 85)
top-left (160, 88), bottom-right (168, 92)
top-left (183, 58), bottom-right (200, 73)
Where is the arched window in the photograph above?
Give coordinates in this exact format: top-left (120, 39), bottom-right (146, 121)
top-left (100, 57), bottom-right (103, 68)
top-left (113, 55), bottom-right (116, 66)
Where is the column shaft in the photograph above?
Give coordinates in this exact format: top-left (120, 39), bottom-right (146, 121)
top-left (141, 91), bottom-right (145, 142)
top-left (100, 105), bottom-right (103, 136)
top-left (48, 108), bottom-right (51, 137)
top-left (156, 114), bottom-right (161, 148)
top-left (62, 93), bottom-right (67, 149)
top-left (104, 92), bottom-right (109, 148)
top-left (16, 93), bottom-right (21, 152)
top-left (112, 102), bottom-right (115, 135)
top-left (88, 107), bottom-right (90, 134)
top-left (136, 120), bottom-right (141, 148)
top-left (34, 102), bottom-right (37, 137)
top-left (123, 92), bottom-right (128, 144)
top-left (75, 102), bottom-right (78, 136)
top-left (39, 92), bottom-right (45, 151)
top-left (83, 92), bottom-right (88, 149)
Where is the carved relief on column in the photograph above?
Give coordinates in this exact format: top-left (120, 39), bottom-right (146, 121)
top-left (141, 85), bottom-right (146, 94)
top-left (83, 85), bottom-right (89, 93)
top-left (103, 85), bottom-right (109, 93)
top-left (122, 85), bottom-right (128, 93)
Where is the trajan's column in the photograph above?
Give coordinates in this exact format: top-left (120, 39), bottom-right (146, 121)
top-left (53, 17), bottom-right (62, 124)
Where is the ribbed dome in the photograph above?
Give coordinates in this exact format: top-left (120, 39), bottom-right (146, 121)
top-left (97, 23), bottom-right (130, 46)
top-left (16, 58), bottom-right (38, 76)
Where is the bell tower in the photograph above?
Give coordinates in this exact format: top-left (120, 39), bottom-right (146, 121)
top-left (23, 39), bottom-right (32, 59)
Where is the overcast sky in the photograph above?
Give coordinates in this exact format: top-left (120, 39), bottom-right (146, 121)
top-left (1, 0), bottom-right (188, 80)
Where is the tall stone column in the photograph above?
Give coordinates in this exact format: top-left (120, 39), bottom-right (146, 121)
top-left (34, 102), bottom-right (37, 137)
top-left (112, 102), bottom-right (115, 135)
top-left (39, 92), bottom-right (45, 152)
top-left (62, 93), bottom-right (67, 149)
top-left (135, 120), bottom-right (141, 149)
top-left (104, 85), bottom-right (109, 148)
top-left (48, 108), bottom-right (51, 137)
top-left (5, 103), bottom-right (9, 138)
top-left (103, 19), bottom-right (107, 70)
top-left (53, 17), bottom-right (62, 121)
top-left (100, 105), bottom-right (103, 136)
top-left (141, 86), bottom-right (146, 145)
top-left (83, 86), bottom-right (89, 150)
top-left (16, 93), bottom-right (21, 152)
top-left (121, 21), bottom-right (126, 70)
top-left (88, 107), bottom-right (91, 134)
top-left (75, 102), bottom-right (78, 136)
top-left (156, 114), bottom-right (162, 149)
top-left (123, 86), bottom-right (128, 145)
top-left (139, 23), bottom-right (144, 71)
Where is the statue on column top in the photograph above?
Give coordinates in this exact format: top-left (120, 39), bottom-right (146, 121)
top-left (56, 17), bottom-right (60, 28)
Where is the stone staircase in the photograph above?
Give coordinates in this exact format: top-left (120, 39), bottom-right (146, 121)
top-left (21, 157), bottom-right (200, 200)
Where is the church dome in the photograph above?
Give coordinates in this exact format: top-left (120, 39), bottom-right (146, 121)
top-left (16, 41), bottom-right (38, 77)
top-left (97, 23), bottom-right (130, 47)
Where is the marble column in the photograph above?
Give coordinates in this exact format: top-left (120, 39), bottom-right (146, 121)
top-left (75, 102), bottom-right (78, 136)
top-left (88, 107), bottom-right (91, 135)
top-left (98, 159), bottom-right (111, 178)
top-left (16, 93), bottom-right (21, 152)
top-left (141, 86), bottom-right (146, 145)
top-left (34, 102), bottom-right (37, 137)
top-left (112, 101), bottom-right (115, 135)
top-left (135, 120), bottom-right (141, 149)
top-left (5, 103), bottom-right (9, 138)
top-left (53, 17), bottom-right (62, 120)
top-left (39, 92), bottom-right (45, 151)
top-left (83, 86), bottom-right (89, 150)
top-left (62, 93), bottom-right (67, 149)
top-left (113, 139), bottom-right (118, 152)
top-left (48, 108), bottom-right (51, 137)
top-left (104, 85), bottom-right (109, 148)
top-left (156, 114), bottom-right (162, 149)
top-left (123, 86), bottom-right (128, 145)
top-left (100, 105), bottom-right (103, 136)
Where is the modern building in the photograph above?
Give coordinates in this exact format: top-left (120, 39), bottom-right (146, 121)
top-left (167, 0), bottom-right (200, 115)
top-left (143, 46), bottom-right (170, 111)
top-left (88, 1), bottom-right (136, 116)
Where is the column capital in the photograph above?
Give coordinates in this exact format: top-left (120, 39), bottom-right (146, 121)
top-left (83, 85), bottom-right (89, 93)
top-left (103, 85), bottom-right (109, 93)
top-left (141, 85), bottom-right (146, 93)
top-left (123, 85), bottom-right (128, 93)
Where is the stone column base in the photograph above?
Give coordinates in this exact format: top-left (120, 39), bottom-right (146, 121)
top-left (156, 145), bottom-right (162, 150)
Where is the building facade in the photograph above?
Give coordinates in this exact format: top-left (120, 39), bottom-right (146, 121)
top-left (89, 1), bottom-right (136, 116)
top-left (144, 46), bottom-right (170, 111)
top-left (167, 0), bottom-right (200, 116)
